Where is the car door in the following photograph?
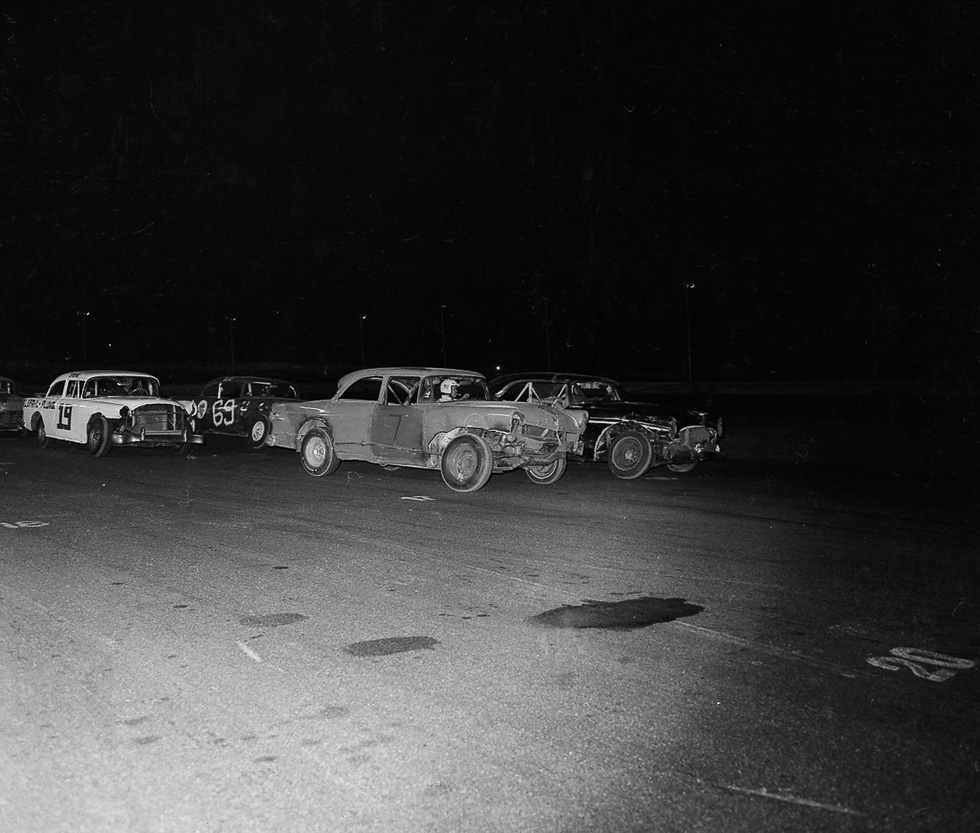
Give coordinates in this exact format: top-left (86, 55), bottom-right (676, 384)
top-left (210, 380), bottom-right (241, 434)
top-left (371, 375), bottom-right (425, 464)
top-left (51, 377), bottom-right (84, 442)
top-left (326, 376), bottom-right (382, 460)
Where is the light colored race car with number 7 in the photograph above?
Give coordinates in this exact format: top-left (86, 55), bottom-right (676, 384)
top-left (22, 370), bottom-right (203, 456)
top-left (265, 367), bottom-right (588, 492)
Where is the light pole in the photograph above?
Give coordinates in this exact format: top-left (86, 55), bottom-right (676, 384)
top-left (543, 297), bottom-right (551, 371)
top-left (78, 310), bottom-right (90, 363)
top-left (683, 282), bottom-right (695, 385)
top-left (227, 317), bottom-right (236, 374)
top-left (360, 315), bottom-right (367, 366)
top-left (439, 305), bottom-right (447, 365)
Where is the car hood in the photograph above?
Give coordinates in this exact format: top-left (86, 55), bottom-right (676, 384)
top-left (492, 401), bottom-right (586, 434)
top-left (92, 396), bottom-right (186, 410)
top-left (578, 400), bottom-right (679, 429)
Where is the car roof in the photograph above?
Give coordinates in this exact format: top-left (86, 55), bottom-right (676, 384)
top-left (491, 372), bottom-right (619, 387)
top-left (336, 367), bottom-right (486, 388)
top-left (52, 370), bottom-right (160, 383)
top-left (204, 376), bottom-right (294, 386)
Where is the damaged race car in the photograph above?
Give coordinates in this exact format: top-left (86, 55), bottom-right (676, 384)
top-left (491, 372), bottom-right (723, 479)
top-left (183, 375), bottom-right (301, 449)
top-left (265, 367), bottom-right (588, 492)
top-left (22, 370), bottom-right (204, 456)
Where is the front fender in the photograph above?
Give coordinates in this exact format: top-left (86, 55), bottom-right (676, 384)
top-left (594, 420), bottom-right (673, 460)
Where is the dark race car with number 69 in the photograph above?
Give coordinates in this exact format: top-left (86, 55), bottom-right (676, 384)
top-left (182, 376), bottom-right (301, 449)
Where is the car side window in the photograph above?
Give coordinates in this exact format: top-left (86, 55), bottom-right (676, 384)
top-left (386, 377), bottom-right (421, 405)
top-left (221, 382), bottom-right (242, 398)
top-left (202, 382), bottom-right (220, 397)
top-left (66, 380), bottom-right (83, 398)
top-left (339, 377), bottom-right (383, 402)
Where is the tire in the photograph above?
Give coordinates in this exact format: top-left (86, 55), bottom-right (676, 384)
top-left (301, 427), bottom-right (340, 477)
top-left (86, 416), bottom-right (113, 457)
top-left (173, 436), bottom-right (193, 456)
top-left (247, 416), bottom-right (270, 449)
top-left (525, 457), bottom-right (567, 485)
top-left (440, 434), bottom-right (494, 493)
top-left (608, 430), bottom-right (653, 479)
top-left (667, 460), bottom-right (698, 474)
top-left (36, 417), bottom-right (53, 449)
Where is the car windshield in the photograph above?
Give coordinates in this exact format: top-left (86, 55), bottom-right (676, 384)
top-left (84, 376), bottom-right (159, 397)
top-left (570, 380), bottom-right (620, 403)
top-left (251, 381), bottom-right (298, 399)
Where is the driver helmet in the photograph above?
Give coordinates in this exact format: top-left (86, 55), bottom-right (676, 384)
top-left (439, 378), bottom-right (459, 401)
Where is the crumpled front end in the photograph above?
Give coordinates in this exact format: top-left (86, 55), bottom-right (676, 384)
top-left (665, 421), bottom-right (724, 464)
top-left (492, 405), bottom-right (588, 471)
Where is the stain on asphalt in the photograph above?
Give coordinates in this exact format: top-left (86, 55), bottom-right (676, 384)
top-left (344, 636), bottom-right (439, 657)
top-left (240, 612), bottom-right (308, 627)
top-left (529, 596), bottom-right (703, 630)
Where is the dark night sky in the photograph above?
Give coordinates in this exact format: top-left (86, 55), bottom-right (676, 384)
top-left (2, 1), bottom-right (978, 383)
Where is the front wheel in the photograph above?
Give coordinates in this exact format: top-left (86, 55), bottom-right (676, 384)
top-left (608, 430), bottom-right (653, 479)
top-left (667, 460), bottom-right (698, 474)
top-left (525, 457), bottom-right (567, 485)
top-left (36, 417), bottom-right (53, 448)
top-left (247, 416), bottom-right (270, 449)
top-left (440, 434), bottom-right (493, 492)
top-left (301, 427), bottom-right (340, 477)
top-left (86, 416), bottom-right (113, 457)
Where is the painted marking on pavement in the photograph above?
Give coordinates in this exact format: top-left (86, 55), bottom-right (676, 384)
top-left (867, 647), bottom-right (975, 682)
top-left (721, 784), bottom-right (863, 816)
top-left (236, 641), bottom-right (263, 663)
top-left (1, 520), bottom-right (51, 529)
top-left (401, 495), bottom-right (436, 502)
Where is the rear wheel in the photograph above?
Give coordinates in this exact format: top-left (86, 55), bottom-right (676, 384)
top-left (301, 427), bottom-right (340, 477)
top-left (440, 434), bottom-right (493, 492)
top-left (247, 416), bottom-right (270, 449)
top-left (36, 417), bottom-right (53, 448)
top-left (525, 457), bottom-right (567, 485)
top-left (608, 430), bottom-right (652, 479)
top-left (86, 416), bottom-right (113, 457)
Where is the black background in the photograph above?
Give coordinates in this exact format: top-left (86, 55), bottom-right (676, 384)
top-left (3, 2), bottom-right (978, 383)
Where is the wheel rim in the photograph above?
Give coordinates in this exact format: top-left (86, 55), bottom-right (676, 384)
top-left (614, 437), bottom-right (643, 468)
top-left (447, 445), bottom-right (477, 480)
top-left (531, 461), bottom-right (558, 480)
top-left (305, 436), bottom-right (326, 467)
top-left (251, 421), bottom-right (266, 442)
top-left (88, 425), bottom-right (102, 449)
top-left (38, 422), bottom-right (46, 442)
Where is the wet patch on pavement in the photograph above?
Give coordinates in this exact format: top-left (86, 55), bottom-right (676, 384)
top-left (344, 636), bottom-right (439, 657)
top-left (529, 596), bottom-right (703, 630)
top-left (240, 612), bottom-right (308, 628)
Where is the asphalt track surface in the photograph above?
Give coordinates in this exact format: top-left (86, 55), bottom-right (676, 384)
top-left (1, 431), bottom-right (978, 833)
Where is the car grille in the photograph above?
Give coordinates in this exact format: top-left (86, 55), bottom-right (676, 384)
top-left (679, 425), bottom-right (713, 445)
top-left (132, 405), bottom-right (184, 432)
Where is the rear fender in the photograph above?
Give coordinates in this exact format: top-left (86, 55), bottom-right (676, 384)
top-left (295, 417), bottom-right (332, 451)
